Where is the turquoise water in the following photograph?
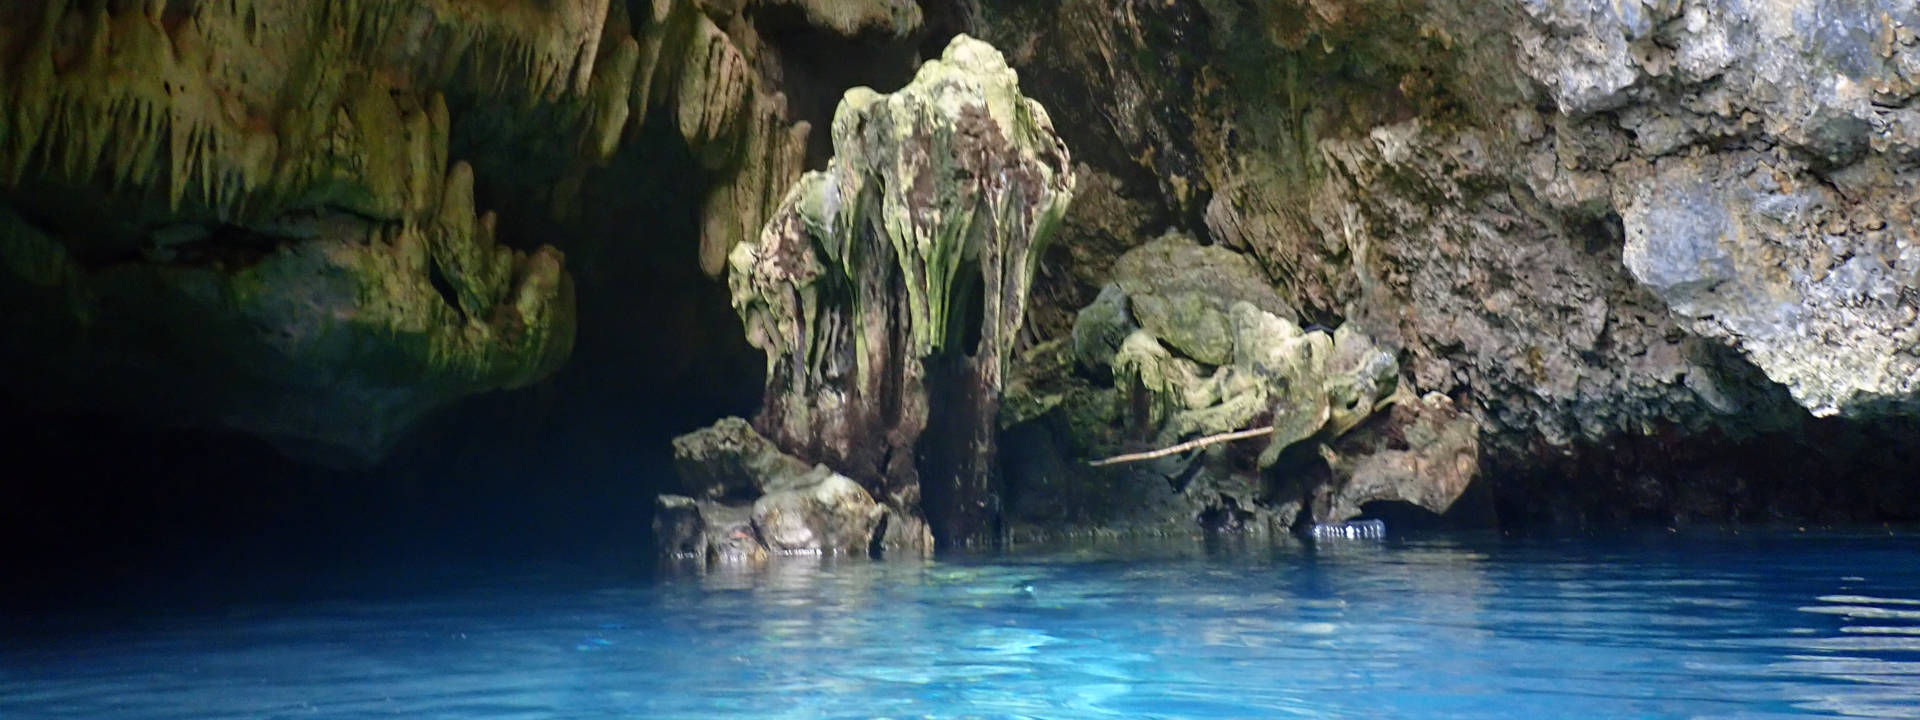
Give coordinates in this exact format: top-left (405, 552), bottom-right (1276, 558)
top-left (4, 530), bottom-right (1918, 719)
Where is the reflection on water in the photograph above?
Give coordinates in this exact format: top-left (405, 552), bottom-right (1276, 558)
top-left (3, 530), bottom-right (1918, 719)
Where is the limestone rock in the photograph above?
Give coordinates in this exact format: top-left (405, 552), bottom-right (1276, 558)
top-left (670, 416), bottom-right (814, 500)
top-left (0, 195), bottom-right (574, 463)
top-left (659, 418), bottom-right (929, 560)
top-left (1071, 283), bottom-right (1136, 374)
top-left (1617, 154), bottom-right (1920, 418)
top-left (729, 35), bottom-right (1074, 548)
top-left (653, 495), bottom-right (769, 565)
top-left (1316, 392), bottom-right (1481, 524)
top-left (1113, 232), bottom-right (1298, 366)
top-left (752, 471), bottom-right (886, 554)
top-left (1000, 338), bottom-right (1077, 429)
top-left (758, 0), bottom-right (924, 37)
top-left (0, 0), bottom-right (855, 462)
top-left (1109, 300), bottom-right (1398, 469)
top-left (962, 0), bottom-right (1920, 497)
top-left (652, 495), bottom-right (710, 557)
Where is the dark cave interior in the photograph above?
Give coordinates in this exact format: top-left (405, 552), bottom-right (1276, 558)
top-left (0, 12), bottom-right (967, 613)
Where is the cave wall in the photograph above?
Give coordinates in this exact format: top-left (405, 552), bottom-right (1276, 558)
top-left (2, 0), bottom-right (1917, 566)
top-left (0, 0), bottom-right (936, 596)
top-left (965, 0), bottom-right (1920, 525)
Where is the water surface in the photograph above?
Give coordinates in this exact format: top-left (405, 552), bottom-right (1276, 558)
top-left (5, 530), bottom-right (1918, 719)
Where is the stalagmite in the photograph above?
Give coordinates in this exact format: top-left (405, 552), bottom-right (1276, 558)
top-left (727, 35), bottom-right (1076, 548)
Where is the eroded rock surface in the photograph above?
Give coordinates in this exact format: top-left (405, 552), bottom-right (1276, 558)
top-left (728, 35), bottom-right (1074, 548)
top-left (1002, 237), bottom-right (1461, 537)
top-left (969, 0), bottom-right (1920, 523)
top-left (1315, 392), bottom-right (1481, 524)
top-left (0, 0), bottom-right (852, 462)
top-left (655, 417), bottom-right (928, 563)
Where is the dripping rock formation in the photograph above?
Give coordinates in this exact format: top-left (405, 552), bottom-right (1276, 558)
top-left (667, 34), bottom-right (1075, 556)
top-left (3, 0), bottom-right (1918, 558)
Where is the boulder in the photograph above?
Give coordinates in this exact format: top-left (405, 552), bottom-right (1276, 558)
top-left (752, 471), bottom-right (886, 554)
top-left (1316, 392), bottom-right (1481, 524)
top-left (653, 495), bottom-right (770, 565)
top-left (656, 418), bottom-right (929, 561)
top-left (670, 416), bottom-right (814, 501)
top-left (1112, 232), bottom-right (1298, 366)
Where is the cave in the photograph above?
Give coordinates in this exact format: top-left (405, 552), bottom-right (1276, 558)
top-left (0, 118), bottom-right (761, 611)
top-left (0, 0), bottom-right (950, 610)
top-left (5, 1), bottom-right (1920, 717)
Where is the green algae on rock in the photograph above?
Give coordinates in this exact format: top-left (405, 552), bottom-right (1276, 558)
top-left (1002, 234), bottom-right (1477, 538)
top-left (727, 34), bottom-right (1075, 549)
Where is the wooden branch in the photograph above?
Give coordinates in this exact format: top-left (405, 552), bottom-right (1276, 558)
top-left (1086, 426), bottom-right (1276, 467)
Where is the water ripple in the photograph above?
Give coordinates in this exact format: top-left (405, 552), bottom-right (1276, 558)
top-left (4, 531), bottom-right (1918, 719)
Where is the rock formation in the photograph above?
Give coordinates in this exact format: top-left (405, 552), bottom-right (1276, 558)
top-left (725, 34), bottom-right (1074, 548)
top-left (654, 417), bottom-right (928, 564)
top-left (968, 0), bottom-right (1920, 524)
top-left (0, 0), bottom-right (858, 462)
top-left (6, 0), bottom-right (1920, 549)
top-left (1003, 234), bottom-right (1475, 536)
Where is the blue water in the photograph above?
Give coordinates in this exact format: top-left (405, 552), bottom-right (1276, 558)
top-left (4, 530), bottom-right (1918, 719)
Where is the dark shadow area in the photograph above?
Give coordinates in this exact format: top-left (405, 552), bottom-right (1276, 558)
top-left (0, 111), bottom-right (767, 615)
top-left (1488, 415), bottom-right (1920, 529)
top-left (1355, 500), bottom-right (1447, 532)
top-left (744, 4), bottom-right (928, 168)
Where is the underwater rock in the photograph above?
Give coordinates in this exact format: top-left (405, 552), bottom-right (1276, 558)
top-left (728, 35), bottom-right (1074, 548)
